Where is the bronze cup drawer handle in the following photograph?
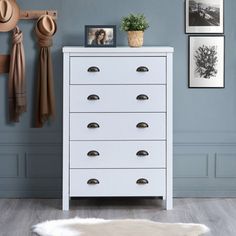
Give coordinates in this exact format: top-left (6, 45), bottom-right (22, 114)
top-left (136, 178), bottom-right (149, 185)
top-left (87, 123), bottom-right (100, 129)
top-left (88, 66), bottom-right (100, 72)
top-left (87, 179), bottom-right (100, 185)
top-left (87, 151), bottom-right (100, 157)
top-left (136, 150), bottom-right (149, 157)
top-left (136, 122), bottom-right (149, 128)
top-left (87, 94), bottom-right (100, 101)
top-left (136, 94), bottom-right (149, 100)
top-left (136, 66), bottom-right (149, 72)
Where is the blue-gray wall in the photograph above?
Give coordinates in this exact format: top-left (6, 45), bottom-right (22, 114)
top-left (0, 0), bottom-right (236, 198)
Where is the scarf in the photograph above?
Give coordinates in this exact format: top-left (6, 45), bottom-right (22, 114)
top-left (35, 19), bottom-right (56, 128)
top-left (8, 26), bottom-right (26, 123)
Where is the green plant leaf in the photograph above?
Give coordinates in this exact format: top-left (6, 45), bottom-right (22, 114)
top-left (120, 13), bottom-right (149, 32)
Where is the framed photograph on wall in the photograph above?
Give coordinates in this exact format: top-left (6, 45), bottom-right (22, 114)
top-left (189, 35), bottom-right (225, 88)
top-left (85, 25), bottom-right (116, 47)
top-left (185, 0), bottom-right (224, 34)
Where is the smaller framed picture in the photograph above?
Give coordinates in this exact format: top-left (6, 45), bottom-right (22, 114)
top-left (85, 25), bottom-right (116, 47)
top-left (185, 0), bottom-right (224, 34)
top-left (189, 35), bottom-right (225, 88)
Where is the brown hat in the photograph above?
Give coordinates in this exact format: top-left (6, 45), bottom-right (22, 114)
top-left (37, 15), bottom-right (56, 37)
top-left (0, 0), bottom-right (20, 32)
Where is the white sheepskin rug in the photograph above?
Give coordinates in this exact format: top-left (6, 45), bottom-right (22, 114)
top-left (32, 218), bottom-right (210, 236)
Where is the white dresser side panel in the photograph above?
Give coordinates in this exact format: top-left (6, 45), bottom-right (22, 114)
top-left (166, 53), bottom-right (173, 210)
top-left (63, 52), bottom-right (70, 211)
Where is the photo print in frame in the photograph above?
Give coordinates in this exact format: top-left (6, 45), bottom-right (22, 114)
top-left (189, 35), bottom-right (225, 88)
top-left (85, 25), bottom-right (116, 47)
top-left (186, 0), bottom-right (224, 34)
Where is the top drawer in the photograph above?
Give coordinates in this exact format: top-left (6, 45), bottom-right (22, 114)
top-left (70, 57), bottom-right (166, 85)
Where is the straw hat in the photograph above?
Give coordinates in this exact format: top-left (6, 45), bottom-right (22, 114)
top-left (37, 15), bottom-right (56, 36)
top-left (0, 0), bottom-right (20, 32)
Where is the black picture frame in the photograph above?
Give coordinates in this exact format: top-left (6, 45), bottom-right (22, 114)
top-left (188, 35), bottom-right (225, 89)
top-left (85, 25), bottom-right (116, 47)
top-left (185, 0), bottom-right (224, 34)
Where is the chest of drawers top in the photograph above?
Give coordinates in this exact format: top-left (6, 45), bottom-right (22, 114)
top-left (63, 46), bottom-right (174, 54)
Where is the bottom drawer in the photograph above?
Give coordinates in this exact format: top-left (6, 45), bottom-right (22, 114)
top-left (70, 169), bottom-right (166, 197)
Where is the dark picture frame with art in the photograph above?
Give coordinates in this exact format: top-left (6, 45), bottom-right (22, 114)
top-left (188, 35), bottom-right (225, 88)
top-left (85, 25), bottom-right (116, 47)
top-left (185, 0), bottom-right (224, 34)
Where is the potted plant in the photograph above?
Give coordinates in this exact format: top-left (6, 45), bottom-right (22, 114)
top-left (120, 13), bottom-right (149, 47)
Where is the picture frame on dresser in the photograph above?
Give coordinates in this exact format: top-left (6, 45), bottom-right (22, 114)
top-left (185, 0), bottom-right (224, 34)
top-left (188, 35), bottom-right (225, 88)
top-left (85, 25), bottom-right (116, 47)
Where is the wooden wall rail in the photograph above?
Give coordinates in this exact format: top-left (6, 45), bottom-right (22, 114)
top-left (20, 10), bottom-right (58, 20)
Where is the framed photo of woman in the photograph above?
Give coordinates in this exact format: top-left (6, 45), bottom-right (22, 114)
top-left (85, 25), bottom-right (116, 47)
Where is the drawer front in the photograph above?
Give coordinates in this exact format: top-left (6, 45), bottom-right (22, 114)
top-left (70, 169), bottom-right (165, 197)
top-left (70, 57), bottom-right (166, 85)
top-left (70, 85), bottom-right (166, 113)
top-left (70, 141), bottom-right (166, 168)
top-left (70, 113), bottom-right (166, 141)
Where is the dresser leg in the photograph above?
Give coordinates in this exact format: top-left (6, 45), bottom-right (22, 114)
top-left (165, 198), bottom-right (173, 210)
top-left (63, 196), bottom-right (70, 211)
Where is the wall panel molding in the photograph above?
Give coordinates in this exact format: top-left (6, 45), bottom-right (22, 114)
top-left (25, 153), bottom-right (62, 179)
top-left (0, 190), bottom-right (61, 198)
top-left (174, 142), bottom-right (236, 146)
top-left (0, 143), bottom-right (62, 147)
top-left (0, 131), bottom-right (62, 144)
top-left (174, 131), bottom-right (236, 144)
top-left (215, 153), bottom-right (236, 178)
top-left (0, 145), bottom-right (62, 198)
top-left (174, 143), bottom-right (236, 197)
top-left (0, 153), bottom-right (19, 178)
top-left (174, 153), bottom-right (209, 178)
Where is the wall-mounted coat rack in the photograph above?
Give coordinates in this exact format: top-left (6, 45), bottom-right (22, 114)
top-left (20, 10), bottom-right (57, 20)
top-left (0, 0), bottom-right (57, 74)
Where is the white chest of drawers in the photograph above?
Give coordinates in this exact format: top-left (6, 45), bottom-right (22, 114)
top-left (63, 47), bottom-right (173, 210)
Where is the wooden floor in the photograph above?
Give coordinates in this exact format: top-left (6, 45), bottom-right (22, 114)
top-left (0, 198), bottom-right (236, 236)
